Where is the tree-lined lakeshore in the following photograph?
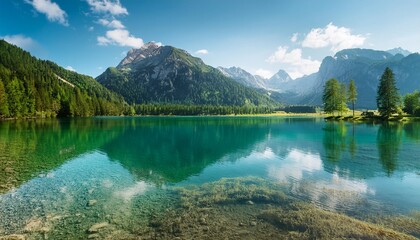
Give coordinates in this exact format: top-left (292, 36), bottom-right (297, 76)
top-left (323, 67), bottom-right (420, 121)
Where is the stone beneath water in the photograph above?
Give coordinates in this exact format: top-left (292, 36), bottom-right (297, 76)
top-left (23, 218), bottom-right (50, 233)
top-left (88, 222), bottom-right (109, 233)
top-left (87, 199), bottom-right (97, 206)
top-left (87, 233), bottom-right (100, 239)
top-left (0, 234), bottom-right (26, 240)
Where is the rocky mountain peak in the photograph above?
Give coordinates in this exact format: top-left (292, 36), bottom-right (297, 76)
top-left (117, 42), bottom-right (162, 68)
top-left (269, 69), bottom-right (293, 83)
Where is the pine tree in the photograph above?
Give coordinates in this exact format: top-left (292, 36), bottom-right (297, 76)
top-left (377, 67), bottom-right (400, 118)
top-left (323, 78), bottom-right (341, 115)
top-left (348, 79), bottom-right (357, 117)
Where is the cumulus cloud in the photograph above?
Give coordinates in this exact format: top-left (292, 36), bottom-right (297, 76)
top-left (88, 0), bottom-right (146, 49)
top-left (2, 35), bottom-right (35, 50)
top-left (98, 19), bottom-right (125, 29)
top-left (26, 0), bottom-right (68, 26)
top-left (267, 46), bottom-right (321, 79)
top-left (255, 69), bottom-right (273, 79)
top-left (195, 49), bottom-right (209, 55)
top-left (86, 0), bottom-right (128, 16)
top-left (302, 23), bottom-right (366, 52)
top-left (291, 33), bottom-right (298, 43)
top-left (65, 66), bottom-right (76, 72)
top-left (97, 29), bottom-right (143, 48)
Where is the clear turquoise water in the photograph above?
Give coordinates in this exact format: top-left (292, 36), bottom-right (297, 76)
top-left (0, 117), bottom-right (419, 237)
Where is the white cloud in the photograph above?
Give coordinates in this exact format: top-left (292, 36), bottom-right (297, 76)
top-left (88, 26), bottom-right (94, 31)
top-left (86, 0), bottom-right (128, 16)
top-left (302, 23), bottom-right (366, 52)
top-left (268, 149), bottom-right (322, 182)
top-left (2, 35), bottom-right (35, 50)
top-left (267, 46), bottom-right (321, 79)
top-left (98, 19), bottom-right (125, 29)
top-left (291, 33), bottom-right (298, 43)
top-left (97, 29), bottom-right (143, 48)
top-left (195, 49), bottom-right (209, 55)
top-left (26, 0), bottom-right (68, 26)
top-left (255, 68), bottom-right (273, 79)
top-left (65, 66), bottom-right (76, 72)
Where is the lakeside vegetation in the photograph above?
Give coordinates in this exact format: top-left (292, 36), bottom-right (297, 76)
top-left (323, 67), bottom-right (420, 121)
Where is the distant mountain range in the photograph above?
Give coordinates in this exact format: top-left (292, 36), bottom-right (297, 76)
top-left (217, 67), bottom-right (294, 92)
top-left (296, 48), bottom-right (420, 108)
top-left (216, 47), bottom-right (419, 109)
top-left (96, 42), bottom-right (276, 107)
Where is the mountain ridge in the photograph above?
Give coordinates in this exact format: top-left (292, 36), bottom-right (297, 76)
top-left (97, 43), bottom-right (277, 107)
top-left (295, 49), bottom-right (420, 108)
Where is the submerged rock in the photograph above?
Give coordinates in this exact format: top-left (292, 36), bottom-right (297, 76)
top-left (198, 217), bottom-right (207, 225)
top-left (0, 234), bottom-right (26, 240)
top-left (87, 200), bottom-right (97, 206)
top-left (23, 219), bottom-right (43, 232)
top-left (87, 233), bottom-right (100, 239)
top-left (88, 222), bottom-right (109, 233)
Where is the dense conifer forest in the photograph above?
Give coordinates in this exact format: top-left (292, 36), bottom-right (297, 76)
top-left (0, 40), bottom-right (128, 118)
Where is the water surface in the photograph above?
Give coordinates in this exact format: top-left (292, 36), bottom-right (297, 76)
top-left (0, 117), bottom-right (419, 238)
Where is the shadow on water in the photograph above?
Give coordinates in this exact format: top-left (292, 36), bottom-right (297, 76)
top-left (320, 121), bottom-right (412, 178)
top-left (322, 121), bottom-right (348, 163)
top-left (100, 117), bottom-right (282, 183)
top-left (403, 122), bottom-right (420, 142)
top-left (0, 118), bottom-right (125, 193)
top-left (377, 122), bottom-right (403, 176)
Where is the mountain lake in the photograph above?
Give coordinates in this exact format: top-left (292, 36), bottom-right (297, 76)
top-left (0, 116), bottom-right (419, 239)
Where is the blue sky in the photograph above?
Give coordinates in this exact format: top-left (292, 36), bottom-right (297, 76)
top-left (1, 0), bottom-right (420, 79)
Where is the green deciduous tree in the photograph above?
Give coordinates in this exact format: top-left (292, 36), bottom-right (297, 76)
top-left (377, 67), bottom-right (400, 118)
top-left (338, 82), bottom-right (349, 115)
top-left (403, 90), bottom-right (420, 115)
top-left (323, 78), bottom-right (348, 116)
top-left (348, 79), bottom-right (357, 117)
